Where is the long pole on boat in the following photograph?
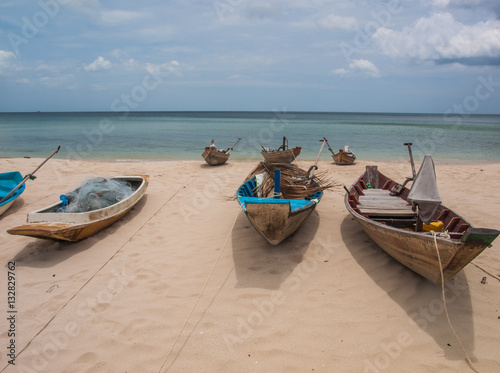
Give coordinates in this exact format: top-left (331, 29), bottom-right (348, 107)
top-left (307, 138), bottom-right (327, 179)
top-left (404, 142), bottom-right (417, 180)
top-left (0, 146), bottom-right (61, 204)
top-left (323, 137), bottom-right (335, 155)
top-left (227, 138), bottom-right (242, 154)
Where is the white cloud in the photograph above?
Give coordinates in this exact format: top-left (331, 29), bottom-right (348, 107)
top-left (373, 12), bottom-right (500, 62)
top-left (61, 0), bottom-right (101, 19)
top-left (100, 9), bottom-right (149, 25)
top-left (0, 49), bottom-right (15, 74)
top-left (332, 59), bottom-right (380, 77)
top-left (317, 13), bottom-right (358, 30)
top-left (145, 61), bottom-right (181, 77)
top-left (40, 74), bottom-right (78, 89)
top-left (83, 56), bottom-right (113, 72)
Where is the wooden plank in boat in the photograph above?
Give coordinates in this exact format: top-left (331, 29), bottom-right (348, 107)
top-left (358, 206), bottom-right (416, 217)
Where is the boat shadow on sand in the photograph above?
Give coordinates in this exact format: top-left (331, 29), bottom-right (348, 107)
top-left (340, 215), bottom-right (476, 362)
top-left (9, 195), bottom-right (148, 268)
top-left (1, 197), bottom-right (25, 218)
top-left (231, 209), bottom-right (320, 290)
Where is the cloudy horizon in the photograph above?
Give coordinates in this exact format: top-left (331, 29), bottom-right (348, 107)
top-left (0, 0), bottom-right (499, 114)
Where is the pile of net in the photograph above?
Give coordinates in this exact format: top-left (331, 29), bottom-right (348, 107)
top-left (58, 177), bottom-right (135, 213)
top-left (245, 162), bottom-right (335, 199)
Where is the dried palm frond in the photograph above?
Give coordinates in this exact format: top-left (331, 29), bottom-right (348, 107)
top-left (245, 162), bottom-right (335, 199)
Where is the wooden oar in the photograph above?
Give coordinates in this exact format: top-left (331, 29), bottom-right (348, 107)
top-left (226, 138), bottom-right (242, 154)
top-left (0, 146), bottom-right (60, 204)
top-left (307, 138), bottom-right (327, 179)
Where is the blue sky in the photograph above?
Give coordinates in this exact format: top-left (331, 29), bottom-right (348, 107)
top-left (0, 0), bottom-right (499, 113)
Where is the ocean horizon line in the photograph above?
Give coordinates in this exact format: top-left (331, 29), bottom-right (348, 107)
top-left (1, 110), bottom-right (500, 117)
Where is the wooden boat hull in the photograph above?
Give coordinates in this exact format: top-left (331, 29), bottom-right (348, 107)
top-left (242, 199), bottom-right (318, 245)
top-left (202, 147), bottom-right (230, 166)
top-left (332, 149), bottom-right (356, 165)
top-left (8, 175), bottom-right (148, 242)
top-left (0, 171), bottom-right (26, 216)
top-left (261, 147), bottom-right (301, 163)
top-left (345, 166), bottom-right (499, 283)
top-left (236, 166), bottom-right (322, 245)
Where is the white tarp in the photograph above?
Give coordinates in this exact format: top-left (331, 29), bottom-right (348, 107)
top-left (407, 155), bottom-right (442, 225)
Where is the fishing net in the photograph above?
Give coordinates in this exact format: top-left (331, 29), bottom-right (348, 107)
top-left (58, 177), bottom-right (134, 213)
top-left (245, 162), bottom-right (335, 199)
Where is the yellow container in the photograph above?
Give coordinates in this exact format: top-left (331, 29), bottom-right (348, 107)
top-left (422, 220), bottom-right (444, 232)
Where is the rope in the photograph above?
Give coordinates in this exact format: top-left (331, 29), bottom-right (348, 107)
top-left (157, 207), bottom-right (240, 373)
top-left (0, 177), bottom-right (189, 373)
top-left (431, 231), bottom-right (480, 373)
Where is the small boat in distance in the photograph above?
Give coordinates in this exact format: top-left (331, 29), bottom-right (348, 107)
top-left (0, 172), bottom-right (26, 216)
top-left (324, 139), bottom-right (356, 165)
top-left (8, 175), bottom-right (148, 242)
top-left (333, 145), bottom-right (356, 165)
top-left (344, 144), bottom-right (499, 284)
top-left (202, 138), bottom-right (241, 166)
top-left (261, 136), bottom-right (301, 163)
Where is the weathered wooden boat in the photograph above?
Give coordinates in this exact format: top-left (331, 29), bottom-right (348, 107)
top-left (237, 141), bottom-right (331, 244)
top-left (202, 138), bottom-right (241, 166)
top-left (237, 164), bottom-right (323, 244)
top-left (261, 136), bottom-right (301, 163)
top-left (345, 155), bottom-right (499, 284)
top-left (8, 175), bottom-right (148, 242)
top-left (202, 148), bottom-right (230, 166)
top-left (332, 146), bottom-right (356, 165)
top-left (324, 139), bottom-right (356, 165)
top-left (0, 172), bottom-right (26, 216)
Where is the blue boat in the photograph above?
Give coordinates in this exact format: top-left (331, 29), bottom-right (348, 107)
top-left (0, 172), bottom-right (26, 216)
top-left (236, 162), bottom-right (325, 245)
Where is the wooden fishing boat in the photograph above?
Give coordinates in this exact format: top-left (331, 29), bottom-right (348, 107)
top-left (202, 148), bottom-right (230, 166)
top-left (332, 146), bottom-right (356, 165)
top-left (345, 157), bottom-right (499, 284)
top-left (0, 172), bottom-right (26, 216)
top-left (261, 137), bottom-right (301, 163)
top-left (8, 175), bottom-right (148, 242)
top-left (237, 163), bottom-right (325, 244)
top-left (202, 138), bottom-right (241, 166)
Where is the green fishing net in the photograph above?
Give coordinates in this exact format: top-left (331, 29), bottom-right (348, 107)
top-left (59, 177), bottom-right (134, 213)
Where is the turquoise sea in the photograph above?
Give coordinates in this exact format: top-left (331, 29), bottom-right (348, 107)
top-left (0, 111), bottom-right (499, 163)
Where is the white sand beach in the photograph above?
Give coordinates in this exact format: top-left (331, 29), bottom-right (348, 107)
top-left (1, 158), bottom-right (499, 373)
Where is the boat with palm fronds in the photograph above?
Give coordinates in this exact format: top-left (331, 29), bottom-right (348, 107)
top-left (8, 175), bottom-right (148, 242)
top-left (344, 144), bottom-right (499, 284)
top-left (237, 140), bottom-right (332, 245)
top-left (261, 136), bottom-right (301, 163)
